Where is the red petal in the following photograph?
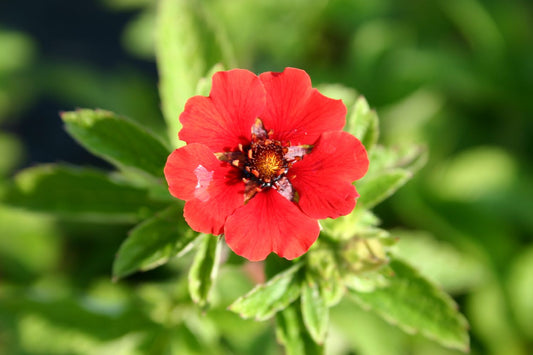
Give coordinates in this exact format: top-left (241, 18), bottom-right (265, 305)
top-left (224, 189), bottom-right (320, 261)
top-left (259, 68), bottom-right (346, 145)
top-left (184, 178), bottom-right (242, 235)
top-left (164, 144), bottom-right (214, 201)
top-left (164, 143), bottom-right (244, 235)
top-left (289, 131), bottom-right (369, 219)
top-left (179, 69), bottom-right (266, 152)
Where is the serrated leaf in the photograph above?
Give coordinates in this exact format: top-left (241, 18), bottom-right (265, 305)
top-left (301, 281), bottom-right (329, 344)
top-left (357, 169), bottom-right (412, 209)
top-left (349, 258), bottom-right (470, 352)
top-left (156, 0), bottom-right (234, 148)
top-left (229, 263), bottom-right (303, 321)
top-left (345, 96), bottom-right (379, 151)
top-left (276, 303), bottom-right (324, 355)
top-left (61, 109), bottom-right (169, 178)
top-left (3, 164), bottom-right (159, 222)
top-left (113, 205), bottom-right (199, 280)
top-left (188, 235), bottom-right (220, 308)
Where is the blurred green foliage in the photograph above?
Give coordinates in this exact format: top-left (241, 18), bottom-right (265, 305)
top-left (1, 0), bottom-right (532, 354)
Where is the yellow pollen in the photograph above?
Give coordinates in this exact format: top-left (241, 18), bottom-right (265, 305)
top-left (243, 139), bottom-right (287, 186)
top-left (256, 152), bottom-right (283, 178)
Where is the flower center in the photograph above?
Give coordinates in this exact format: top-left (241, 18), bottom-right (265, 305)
top-left (244, 139), bottom-right (287, 186)
top-left (216, 120), bottom-right (311, 201)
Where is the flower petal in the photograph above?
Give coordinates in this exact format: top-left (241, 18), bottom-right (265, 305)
top-left (179, 69), bottom-right (266, 152)
top-left (224, 189), bottom-right (320, 261)
top-left (259, 68), bottom-right (346, 145)
top-left (164, 143), bottom-right (214, 201)
top-left (164, 143), bottom-right (244, 235)
top-left (289, 131), bottom-right (369, 219)
top-left (184, 178), bottom-right (242, 235)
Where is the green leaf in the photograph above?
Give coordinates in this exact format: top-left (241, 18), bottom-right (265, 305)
top-left (345, 96), bottom-right (379, 152)
top-left (3, 165), bottom-right (159, 222)
top-left (156, 0), bottom-right (203, 148)
top-left (356, 169), bottom-right (412, 209)
top-left (353, 144), bottom-right (426, 210)
top-left (113, 205), bottom-right (199, 280)
top-left (61, 109), bottom-right (170, 178)
top-left (301, 281), bottom-right (329, 344)
top-left (276, 303), bottom-right (324, 355)
top-left (349, 258), bottom-right (470, 352)
top-left (229, 263), bottom-right (303, 321)
top-left (188, 234), bottom-right (221, 308)
top-left (156, 0), bottom-right (234, 148)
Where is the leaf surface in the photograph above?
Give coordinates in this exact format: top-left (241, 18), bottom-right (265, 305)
top-left (156, 0), bottom-right (234, 147)
top-left (301, 281), bottom-right (329, 344)
top-left (62, 109), bottom-right (169, 177)
top-left (188, 234), bottom-right (221, 308)
top-left (3, 164), bottom-right (159, 222)
top-left (229, 263), bottom-right (302, 321)
top-left (357, 169), bottom-right (412, 210)
top-left (345, 96), bottom-right (379, 152)
top-left (349, 258), bottom-right (470, 351)
top-left (113, 205), bottom-right (198, 280)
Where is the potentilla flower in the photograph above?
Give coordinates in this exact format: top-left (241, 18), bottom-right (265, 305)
top-left (164, 68), bottom-right (369, 261)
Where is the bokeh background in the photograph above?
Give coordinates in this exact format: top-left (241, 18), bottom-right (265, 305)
top-left (1, 0), bottom-right (532, 354)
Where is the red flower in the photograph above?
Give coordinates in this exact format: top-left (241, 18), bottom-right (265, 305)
top-left (164, 68), bottom-right (368, 261)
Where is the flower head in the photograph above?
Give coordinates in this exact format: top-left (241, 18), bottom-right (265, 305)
top-left (164, 68), bottom-right (369, 261)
